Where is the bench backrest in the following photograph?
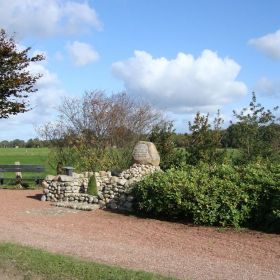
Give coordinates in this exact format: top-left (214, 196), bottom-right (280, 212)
top-left (0, 164), bottom-right (45, 172)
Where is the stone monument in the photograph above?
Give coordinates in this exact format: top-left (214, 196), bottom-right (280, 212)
top-left (132, 141), bottom-right (160, 166)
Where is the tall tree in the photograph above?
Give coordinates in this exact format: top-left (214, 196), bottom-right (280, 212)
top-left (187, 110), bottom-right (225, 164)
top-left (232, 92), bottom-right (279, 161)
top-left (149, 121), bottom-right (176, 170)
top-left (0, 29), bottom-right (44, 118)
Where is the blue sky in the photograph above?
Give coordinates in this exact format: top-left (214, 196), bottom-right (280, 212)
top-left (0, 0), bottom-right (280, 140)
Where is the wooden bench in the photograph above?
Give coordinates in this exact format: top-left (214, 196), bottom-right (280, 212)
top-left (0, 164), bottom-right (45, 185)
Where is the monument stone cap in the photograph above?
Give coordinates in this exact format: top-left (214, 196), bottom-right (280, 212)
top-left (132, 141), bottom-right (160, 166)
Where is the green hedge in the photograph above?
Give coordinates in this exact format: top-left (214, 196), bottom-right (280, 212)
top-left (132, 162), bottom-right (280, 232)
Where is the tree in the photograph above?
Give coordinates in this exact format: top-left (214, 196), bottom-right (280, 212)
top-left (0, 140), bottom-right (9, 148)
top-left (149, 121), bottom-right (187, 170)
top-left (232, 92), bottom-right (279, 161)
top-left (222, 123), bottom-right (243, 148)
top-left (187, 110), bottom-right (225, 164)
top-left (39, 91), bottom-right (164, 171)
top-left (26, 138), bottom-right (42, 148)
top-left (50, 90), bottom-right (163, 148)
top-left (10, 139), bottom-right (25, 148)
top-left (0, 29), bottom-right (44, 118)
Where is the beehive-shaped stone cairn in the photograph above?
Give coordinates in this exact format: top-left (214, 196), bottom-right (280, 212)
top-left (132, 141), bottom-right (160, 166)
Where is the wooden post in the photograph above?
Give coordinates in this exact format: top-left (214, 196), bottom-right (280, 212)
top-left (15, 161), bottom-right (22, 185)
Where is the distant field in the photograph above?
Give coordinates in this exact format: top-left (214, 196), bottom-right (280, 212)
top-left (0, 148), bottom-right (54, 181)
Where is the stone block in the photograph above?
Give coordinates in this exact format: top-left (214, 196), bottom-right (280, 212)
top-left (132, 141), bottom-right (160, 166)
top-left (45, 175), bottom-right (55, 181)
top-left (58, 175), bottom-right (74, 182)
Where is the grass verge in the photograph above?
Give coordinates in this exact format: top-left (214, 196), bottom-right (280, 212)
top-left (0, 243), bottom-right (176, 280)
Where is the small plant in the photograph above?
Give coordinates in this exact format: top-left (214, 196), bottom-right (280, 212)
top-left (87, 175), bottom-right (98, 196)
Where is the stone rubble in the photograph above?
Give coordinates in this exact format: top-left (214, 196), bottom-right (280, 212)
top-left (51, 202), bottom-right (99, 211)
top-left (41, 163), bottom-right (161, 212)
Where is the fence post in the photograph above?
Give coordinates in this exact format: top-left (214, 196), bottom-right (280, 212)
top-left (15, 161), bottom-right (22, 184)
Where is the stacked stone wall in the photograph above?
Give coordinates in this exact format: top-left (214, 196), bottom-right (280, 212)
top-left (41, 164), bottom-right (160, 211)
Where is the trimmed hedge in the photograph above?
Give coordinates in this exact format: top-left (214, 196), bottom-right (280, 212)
top-left (132, 162), bottom-right (280, 232)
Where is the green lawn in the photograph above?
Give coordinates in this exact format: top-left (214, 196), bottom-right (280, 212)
top-left (0, 148), bottom-right (54, 182)
top-left (0, 243), bottom-right (175, 280)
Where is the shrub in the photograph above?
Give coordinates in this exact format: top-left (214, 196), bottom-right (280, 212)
top-left (132, 169), bottom-right (191, 219)
top-left (240, 162), bottom-right (280, 232)
top-left (132, 162), bottom-right (280, 231)
top-left (48, 147), bottom-right (133, 173)
top-left (160, 148), bottom-right (188, 170)
top-left (87, 175), bottom-right (97, 196)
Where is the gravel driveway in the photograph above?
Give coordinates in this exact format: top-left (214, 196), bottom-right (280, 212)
top-left (0, 189), bottom-right (279, 280)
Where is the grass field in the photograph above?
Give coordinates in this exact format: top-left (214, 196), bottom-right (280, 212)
top-left (0, 243), bottom-right (175, 280)
top-left (0, 148), bottom-right (54, 183)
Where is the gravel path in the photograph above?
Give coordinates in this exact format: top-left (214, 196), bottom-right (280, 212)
top-left (0, 189), bottom-right (279, 280)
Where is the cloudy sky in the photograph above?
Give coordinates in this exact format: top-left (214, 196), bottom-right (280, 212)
top-left (0, 0), bottom-right (280, 140)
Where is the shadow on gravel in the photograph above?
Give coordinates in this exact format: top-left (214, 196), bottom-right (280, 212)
top-left (105, 209), bottom-right (280, 235)
top-left (26, 194), bottom-right (42, 201)
top-left (103, 208), bottom-right (197, 227)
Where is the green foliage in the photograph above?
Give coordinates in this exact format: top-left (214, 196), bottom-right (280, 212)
top-left (186, 93), bottom-right (280, 164)
top-left (0, 29), bottom-right (44, 118)
top-left (49, 146), bottom-right (133, 173)
top-left (258, 124), bottom-right (280, 160)
top-left (222, 123), bottom-right (243, 149)
top-left (186, 110), bottom-right (225, 165)
top-left (173, 133), bottom-right (188, 147)
top-left (105, 147), bottom-right (133, 172)
top-left (133, 169), bottom-right (190, 218)
top-left (149, 122), bottom-right (187, 170)
top-left (87, 175), bottom-right (97, 196)
top-left (0, 243), bottom-right (173, 280)
top-left (231, 92), bottom-right (280, 162)
top-left (0, 138), bottom-right (50, 148)
top-left (164, 148), bottom-right (188, 170)
top-left (133, 162), bottom-right (280, 231)
top-left (39, 90), bottom-right (163, 173)
top-left (240, 162), bottom-right (280, 232)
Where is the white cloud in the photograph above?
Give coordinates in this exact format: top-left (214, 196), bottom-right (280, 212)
top-left (0, 60), bottom-right (66, 140)
top-left (256, 77), bottom-right (280, 97)
top-left (27, 61), bottom-right (66, 113)
top-left (67, 41), bottom-right (99, 66)
top-left (112, 50), bottom-right (247, 114)
top-left (248, 29), bottom-right (280, 60)
top-left (0, 0), bottom-right (102, 38)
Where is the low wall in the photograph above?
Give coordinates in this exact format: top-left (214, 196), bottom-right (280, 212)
top-left (41, 163), bottom-right (160, 211)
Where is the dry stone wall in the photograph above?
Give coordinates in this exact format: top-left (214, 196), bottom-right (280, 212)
top-left (41, 163), bottom-right (160, 211)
